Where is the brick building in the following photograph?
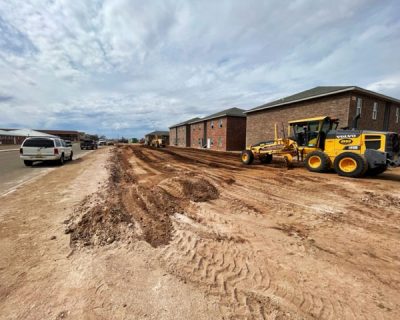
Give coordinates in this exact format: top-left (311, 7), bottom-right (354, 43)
top-left (189, 107), bottom-right (246, 151)
top-left (245, 86), bottom-right (400, 145)
top-left (169, 117), bottom-right (200, 147)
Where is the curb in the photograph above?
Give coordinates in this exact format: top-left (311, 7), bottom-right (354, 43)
top-left (0, 149), bottom-right (19, 153)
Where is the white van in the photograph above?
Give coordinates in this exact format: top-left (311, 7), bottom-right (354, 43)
top-left (20, 137), bottom-right (73, 166)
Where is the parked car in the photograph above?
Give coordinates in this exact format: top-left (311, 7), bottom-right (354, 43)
top-left (80, 140), bottom-right (98, 150)
top-left (98, 140), bottom-right (106, 146)
top-left (20, 137), bottom-right (73, 166)
top-left (64, 139), bottom-right (73, 147)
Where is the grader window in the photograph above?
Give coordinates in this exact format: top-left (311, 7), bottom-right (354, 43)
top-left (365, 135), bottom-right (381, 150)
top-left (292, 121), bottom-right (320, 146)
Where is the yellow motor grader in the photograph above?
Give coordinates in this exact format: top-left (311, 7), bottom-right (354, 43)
top-left (241, 116), bottom-right (400, 177)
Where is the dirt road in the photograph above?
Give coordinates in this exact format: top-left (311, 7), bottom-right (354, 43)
top-left (1, 145), bottom-right (399, 319)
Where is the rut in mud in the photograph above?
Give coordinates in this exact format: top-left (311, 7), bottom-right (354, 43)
top-left (68, 145), bottom-right (400, 319)
top-left (68, 146), bottom-right (220, 248)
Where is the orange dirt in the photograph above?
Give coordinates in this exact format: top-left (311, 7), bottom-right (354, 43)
top-left (1, 145), bottom-right (400, 319)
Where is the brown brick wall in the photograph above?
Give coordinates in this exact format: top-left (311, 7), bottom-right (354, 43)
top-left (170, 125), bottom-right (190, 147)
top-left (190, 121), bottom-right (206, 148)
top-left (226, 117), bottom-right (246, 151)
top-left (348, 94), bottom-right (386, 130)
top-left (206, 117), bottom-right (227, 151)
top-left (169, 127), bottom-right (177, 146)
top-left (246, 93), bottom-right (352, 145)
top-left (170, 126), bottom-right (190, 147)
top-left (388, 103), bottom-right (400, 133)
top-left (348, 94), bottom-right (400, 133)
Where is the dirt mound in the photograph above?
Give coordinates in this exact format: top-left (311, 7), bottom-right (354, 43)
top-left (158, 176), bottom-right (220, 203)
top-left (181, 178), bottom-right (219, 202)
top-left (69, 202), bottom-right (133, 246)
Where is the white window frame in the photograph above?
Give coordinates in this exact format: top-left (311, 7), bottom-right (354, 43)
top-left (210, 120), bottom-right (214, 129)
top-left (396, 107), bottom-right (399, 123)
top-left (218, 119), bottom-right (223, 128)
top-left (372, 102), bottom-right (378, 120)
top-left (218, 136), bottom-right (222, 147)
top-left (356, 98), bottom-right (362, 116)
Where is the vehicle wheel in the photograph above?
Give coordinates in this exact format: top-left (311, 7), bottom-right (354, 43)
top-left (58, 154), bottom-right (64, 166)
top-left (333, 152), bottom-right (367, 178)
top-left (69, 151), bottom-right (73, 161)
top-left (260, 154), bottom-right (273, 164)
top-left (24, 160), bottom-right (33, 166)
top-left (366, 165), bottom-right (387, 176)
top-left (305, 150), bottom-right (331, 173)
top-left (241, 150), bottom-right (254, 165)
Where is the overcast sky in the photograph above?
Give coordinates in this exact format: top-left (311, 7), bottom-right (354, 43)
top-left (0, 0), bottom-right (399, 138)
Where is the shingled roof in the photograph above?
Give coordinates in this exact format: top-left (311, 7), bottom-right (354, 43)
top-left (246, 86), bottom-right (400, 114)
top-left (189, 107), bottom-right (246, 124)
top-left (169, 117), bottom-right (201, 129)
top-left (145, 130), bottom-right (169, 136)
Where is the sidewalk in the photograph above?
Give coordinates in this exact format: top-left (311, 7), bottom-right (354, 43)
top-left (0, 145), bottom-right (19, 152)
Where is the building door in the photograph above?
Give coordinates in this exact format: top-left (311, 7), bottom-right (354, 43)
top-left (383, 102), bottom-right (391, 131)
top-left (207, 138), bottom-right (211, 149)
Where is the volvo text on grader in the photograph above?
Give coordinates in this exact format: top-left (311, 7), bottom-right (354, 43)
top-left (241, 116), bottom-right (400, 178)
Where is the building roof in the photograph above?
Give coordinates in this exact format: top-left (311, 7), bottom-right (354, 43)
top-left (0, 129), bottom-right (53, 137)
top-left (145, 130), bottom-right (169, 137)
top-left (36, 129), bottom-right (79, 135)
top-left (246, 86), bottom-right (400, 114)
top-left (189, 107), bottom-right (246, 124)
top-left (169, 117), bottom-right (201, 129)
top-left (4, 129), bottom-right (57, 137)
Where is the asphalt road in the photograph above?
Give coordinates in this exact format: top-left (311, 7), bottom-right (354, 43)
top-left (0, 144), bottom-right (93, 196)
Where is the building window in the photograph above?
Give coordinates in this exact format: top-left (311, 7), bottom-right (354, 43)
top-left (198, 138), bottom-right (201, 145)
top-left (372, 102), bottom-right (378, 120)
top-left (356, 98), bottom-right (362, 115)
top-left (198, 124), bottom-right (201, 130)
top-left (210, 120), bottom-right (214, 129)
top-left (218, 136), bottom-right (222, 147)
top-left (210, 138), bottom-right (214, 145)
top-left (396, 108), bottom-right (399, 123)
top-left (218, 119), bottom-right (223, 128)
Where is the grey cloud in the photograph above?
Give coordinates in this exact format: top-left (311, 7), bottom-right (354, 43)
top-left (0, 0), bottom-right (399, 138)
top-left (0, 95), bottom-right (13, 102)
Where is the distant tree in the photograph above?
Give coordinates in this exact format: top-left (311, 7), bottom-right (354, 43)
top-left (87, 134), bottom-right (99, 141)
top-left (131, 138), bottom-right (139, 143)
top-left (99, 135), bottom-right (106, 140)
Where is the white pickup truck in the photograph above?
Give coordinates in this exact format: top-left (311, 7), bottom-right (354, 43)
top-left (20, 137), bottom-right (73, 166)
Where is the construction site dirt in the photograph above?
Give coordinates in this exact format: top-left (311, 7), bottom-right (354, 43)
top-left (1, 145), bottom-right (399, 319)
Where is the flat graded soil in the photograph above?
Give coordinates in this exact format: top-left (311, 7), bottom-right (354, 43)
top-left (1, 145), bottom-right (399, 319)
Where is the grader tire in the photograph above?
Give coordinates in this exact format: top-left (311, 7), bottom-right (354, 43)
top-left (241, 150), bottom-right (254, 165)
top-left (305, 151), bottom-right (330, 173)
top-left (260, 154), bottom-right (273, 164)
top-left (334, 152), bottom-right (367, 178)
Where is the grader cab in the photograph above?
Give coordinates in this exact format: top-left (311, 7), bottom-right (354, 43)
top-left (241, 116), bottom-right (400, 178)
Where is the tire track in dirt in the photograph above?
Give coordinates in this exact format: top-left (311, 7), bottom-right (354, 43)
top-left (68, 145), bottom-right (400, 319)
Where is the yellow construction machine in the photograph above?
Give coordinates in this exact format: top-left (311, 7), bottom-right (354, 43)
top-left (241, 116), bottom-right (400, 177)
top-left (150, 138), bottom-right (166, 148)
